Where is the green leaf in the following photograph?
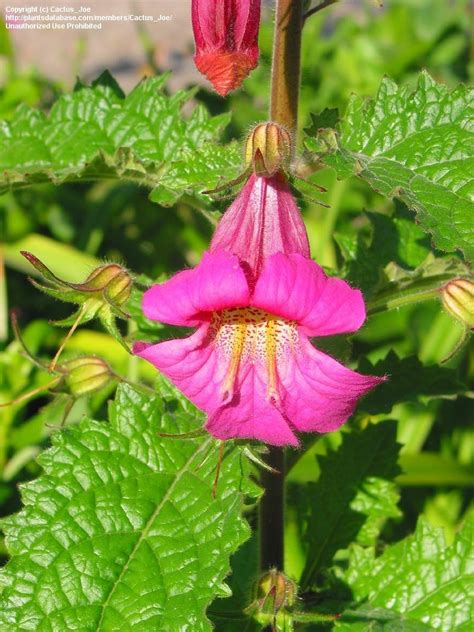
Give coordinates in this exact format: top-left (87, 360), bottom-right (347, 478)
top-left (358, 351), bottom-right (467, 414)
top-left (336, 513), bottom-right (474, 630)
top-left (305, 108), bottom-right (339, 136)
top-left (209, 536), bottom-right (261, 632)
top-left (0, 382), bottom-right (257, 631)
top-left (4, 233), bottom-right (100, 281)
top-left (300, 421), bottom-right (401, 590)
top-left (306, 72), bottom-right (474, 262)
top-left (0, 72), bottom-right (242, 206)
top-left (398, 453), bottom-right (474, 487)
top-left (335, 207), bottom-right (432, 297)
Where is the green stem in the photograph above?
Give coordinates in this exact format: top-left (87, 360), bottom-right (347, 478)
top-left (0, 244), bottom-right (7, 342)
top-left (260, 0), bottom-right (305, 575)
top-left (367, 274), bottom-right (453, 316)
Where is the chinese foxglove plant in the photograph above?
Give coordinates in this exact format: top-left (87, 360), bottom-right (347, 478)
top-left (1, 2), bottom-right (472, 630)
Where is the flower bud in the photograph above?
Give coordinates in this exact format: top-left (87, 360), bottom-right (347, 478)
top-left (63, 356), bottom-right (115, 398)
top-left (441, 278), bottom-right (474, 329)
top-left (192, 0), bottom-right (261, 96)
top-left (76, 264), bottom-right (132, 307)
top-left (22, 252), bottom-right (132, 356)
top-left (245, 123), bottom-right (292, 177)
top-left (253, 569), bottom-right (296, 614)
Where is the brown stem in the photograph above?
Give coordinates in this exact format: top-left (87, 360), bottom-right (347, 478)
top-left (260, 0), bottom-right (305, 574)
top-left (270, 0), bottom-right (304, 141)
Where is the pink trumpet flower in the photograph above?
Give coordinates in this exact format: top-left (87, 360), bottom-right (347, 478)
top-left (192, 0), bottom-right (261, 96)
top-left (134, 250), bottom-right (383, 446)
top-left (210, 172), bottom-right (310, 281)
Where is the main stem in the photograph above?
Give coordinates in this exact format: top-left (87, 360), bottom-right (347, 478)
top-left (260, 0), bottom-right (304, 574)
top-left (270, 0), bottom-right (304, 137)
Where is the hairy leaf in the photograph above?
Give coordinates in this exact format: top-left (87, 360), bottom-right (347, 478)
top-left (300, 421), bottom-right (401, 590)
top-left (0, 72), bottom-right (241, 206)
top-left (335, 207), bottom-right (432, 297)
top-left (336, 513), bottom-right (474, 630)
top-left (0, 382), bottom-right (257, 631)
top-left (306, 72), bottom-right (474, 261)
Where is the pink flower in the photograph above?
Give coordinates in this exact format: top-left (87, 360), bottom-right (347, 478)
top-left (192, 0), bottom-right (261, 96)
top-left (210, 172), bottom-right (310, 281)
top-left (134, 250), bottom-right (383, 446)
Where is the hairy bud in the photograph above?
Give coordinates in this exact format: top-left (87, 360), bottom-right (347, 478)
top-left (245, 122), bottom-right (292, 177)
top-left (75, 264), bottom-right (132, 307)
top-left (441, 278), bottom-right (474, 329)
top-left (62, 356), bottom-right (115, 398)
top-left (250, 568), bottom-right (297, 615)
top-left (22, 252), bottom-right (133, 362)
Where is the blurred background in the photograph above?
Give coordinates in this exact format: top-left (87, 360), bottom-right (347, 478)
top-left (0, 0), bottom-right (472, 570)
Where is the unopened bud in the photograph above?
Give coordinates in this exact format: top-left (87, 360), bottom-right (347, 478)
top-left (253, 569), bottom-right (296, 614)
top-left (63, 356), bottom-right (115, 397)
top-left (22, 252), bottom-right (132, 358)
top-left (78, 264), bottom-right (132, 307)
top-left (192, 0), bottom-right (261, 96)
top-left (441, 278), bottom-right (474, 329)
top-left (245, 123), bottom-right (292, 177)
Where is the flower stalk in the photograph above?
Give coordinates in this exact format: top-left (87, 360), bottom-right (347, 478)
top-left (261, 0), bottom-right (304, 573)
top-left (270, 0), bottom-right (304, 143)
top-left (367, 273), bottom-right (469, 316)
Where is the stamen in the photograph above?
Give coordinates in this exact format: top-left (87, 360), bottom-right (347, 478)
top-left (221, 321), bottom-right (246, 400)
top-left (265, 318), bottom-right (279, 401)
top-left (211, 307), bottom-right (298, 403)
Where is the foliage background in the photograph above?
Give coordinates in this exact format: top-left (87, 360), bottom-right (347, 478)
top-left (0, 1), bottom-right (472, 629)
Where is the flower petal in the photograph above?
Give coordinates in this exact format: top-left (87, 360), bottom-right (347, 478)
top-left (134, 326), bottom-right (227, 413)
top-left (135, 327), bottom-right (298, 446)
top-left (142, 251), bottom-right (250, 327)
top-left (206, 362), bottom-right (298, 446)
top-left (210, 173), bottom-right (310, 278)
top-left (252, 253), bottom-right (366, 336)
top-left (279, 337), bottom-right (384, 433)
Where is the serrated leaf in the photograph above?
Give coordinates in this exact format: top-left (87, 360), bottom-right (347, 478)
top-left (0, 383), bottom-right (257, 631)
top-left (306, 72), bottom-right (474, 261)
top-left (300, 421), bottom-right (401, 590)
top-left (336, 513), bottom-right (474, 630)
top-left (358, 351), bottom-right (467, 414)
top-left (0, 73), bottom-right (242, 206)
top-left (209, 536), bottom-right (261, 632)
top-left (335, 208), bottom-right (433, 297)
top-left (305, 108), bottom-right (339, 136)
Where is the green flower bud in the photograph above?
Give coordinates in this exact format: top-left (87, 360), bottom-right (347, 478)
top-left (63, 356), bottom-right (115, 398)
top-left (245, 122), bottom-right (292, 177)
top-left (441, 278), bottom-right (474, 329)
top-left (21, 252), bottom-right (133, 356)
top-left (253, 568), bottom-right (297, 614)
top-left (75, 264), bottom-right (132, 307)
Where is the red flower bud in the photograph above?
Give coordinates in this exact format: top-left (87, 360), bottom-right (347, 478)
top-left (192, 0), bottom-right (261, 96)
